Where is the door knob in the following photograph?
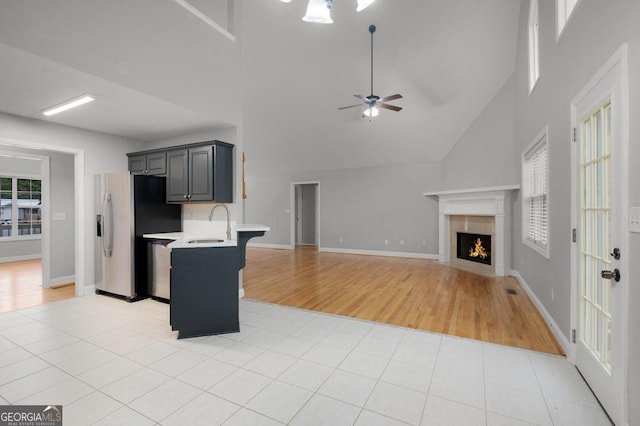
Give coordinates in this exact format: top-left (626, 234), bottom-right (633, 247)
top-left (601, 269), bottom-right (621, 282)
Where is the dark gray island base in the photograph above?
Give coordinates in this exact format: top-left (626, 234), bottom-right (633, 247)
top-left (170, 246), bottom-right (239, 339)
top-left (237, 230), bottom-right (267, 269)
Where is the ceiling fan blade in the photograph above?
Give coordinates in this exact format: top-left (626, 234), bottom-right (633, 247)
top-left (378, 103), bottom-right (403, 112)
top-left (353, 95), bottom-right (368, 102)
top-left (380, 94), bottom-right (403, 102)
top-left (338, 104), bottom-right (363, 110)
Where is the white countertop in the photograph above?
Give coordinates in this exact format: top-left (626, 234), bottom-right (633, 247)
top-left (236, 224), bottom-right (270, 232)
top-left (143, 224), bottom-right (269, 249)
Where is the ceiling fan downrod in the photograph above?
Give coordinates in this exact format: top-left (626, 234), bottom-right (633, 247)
top-left (369, 24), bottom-right (375, 97)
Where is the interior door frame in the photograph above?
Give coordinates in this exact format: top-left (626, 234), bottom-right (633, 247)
top-left (569, 43), bottom-right (629, 424)
top-left (290, 181), bottom-right (320, 249)
top-left (0, 137), bottom-right (85, 296)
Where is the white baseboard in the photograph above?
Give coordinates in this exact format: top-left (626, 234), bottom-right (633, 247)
top-left (49, 274), bottom-right (75, 287)
top-left (247, 242), bottom-right (293, 250)
top-left (0, 254), bottom-right (42, 263)
top-left (239, 288), bottom-right (244, 298)
top-left (320, 247), bottom-right (438, 260)
top-left (83, 285), bottom-right (95, 296)
top-left (247, 243), bottom-right (438, 260)
top-left (510, 269), bottom-right (571, 356)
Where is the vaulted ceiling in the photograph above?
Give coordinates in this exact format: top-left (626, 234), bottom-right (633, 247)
top-left (0, 0), bottom-right (521, 172)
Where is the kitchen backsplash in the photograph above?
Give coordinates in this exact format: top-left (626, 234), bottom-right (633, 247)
top-left (182, 203), bottom-right (236, 238)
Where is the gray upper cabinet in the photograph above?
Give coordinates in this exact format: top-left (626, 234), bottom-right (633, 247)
top-left (130, 141), bottom-right (234, 203)
top-left (165, 141), bottom-right (234, 203)
top-left (166, 149), bottom-right (189, 202)
top-left (128, 152), bottom-right (167, 175)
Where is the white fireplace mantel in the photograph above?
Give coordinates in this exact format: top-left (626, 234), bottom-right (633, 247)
top-left (424, 185), bottom-right (520, 276)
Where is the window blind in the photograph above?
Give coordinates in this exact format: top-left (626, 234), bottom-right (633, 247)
top-left (523, 137), bottom-right (549, 254)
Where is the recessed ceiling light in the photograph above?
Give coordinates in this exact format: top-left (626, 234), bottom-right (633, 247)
top-left (42, 94), bottom-right (95, 116)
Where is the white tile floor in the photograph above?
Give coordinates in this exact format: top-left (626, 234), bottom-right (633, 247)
top-left (0, 294), bottom-right (612, 425)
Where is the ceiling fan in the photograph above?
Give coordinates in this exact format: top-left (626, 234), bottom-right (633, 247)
top-left (339, 24), bottom-right (403, 118)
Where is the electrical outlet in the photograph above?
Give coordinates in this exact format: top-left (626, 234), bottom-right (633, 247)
top-left (630, 207), bottom-right (640, 233)
top-left (551, 288), bottom-right (554, 301)
top-left (400, 240), bottom-right (405, 246)
top-left (339, 237), bottom-right (343, 243)
top-left (422, 241), bottom-right (426, 246)
top-left (384, 239), bottom-right (389, 245)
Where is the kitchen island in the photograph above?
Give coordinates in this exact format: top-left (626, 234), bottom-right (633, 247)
top-left (143, 224), bottom-right (269, 338)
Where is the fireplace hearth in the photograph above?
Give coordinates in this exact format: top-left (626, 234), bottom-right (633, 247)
top-left (457, 232), bottom-right (491, 265)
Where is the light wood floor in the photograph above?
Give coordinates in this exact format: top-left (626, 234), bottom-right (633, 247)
top-left (0, 259), bottom-right (75, 314)
top-left (243, 247), bottom-right (564, 355)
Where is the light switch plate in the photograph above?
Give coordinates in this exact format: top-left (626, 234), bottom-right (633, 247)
top-left (630, 207), bottom-right (640, 233)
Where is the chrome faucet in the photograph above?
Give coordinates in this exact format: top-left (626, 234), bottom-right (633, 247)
top-left (208, 204), bottom-right (232, 240)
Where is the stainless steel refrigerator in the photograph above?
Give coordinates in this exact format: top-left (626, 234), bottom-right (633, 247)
top-left (94, 172), bottom-right (181, 301)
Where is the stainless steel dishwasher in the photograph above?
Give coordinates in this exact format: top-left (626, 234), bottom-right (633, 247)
top-left (149, 239), bottom-right (172, 301)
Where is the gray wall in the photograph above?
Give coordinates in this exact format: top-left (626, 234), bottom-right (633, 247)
top-left (510, 1), bottom-right (640, 424)
top-left (440, 75), bottom-right (519, 190)
top-left (49, 151), bottom-right (75, 279)
top-left (245, 162), bottom-right (441, 254)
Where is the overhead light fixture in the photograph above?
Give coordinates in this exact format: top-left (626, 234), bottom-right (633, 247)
top-left (356, 0), bottom-right (376, 12)
top-left (288, 0), bottom-right (376, 24)
top-left (303, 0), bottom-right (333, 23)
top-left (41, 94), bottom-right (95, 116)
top-left (362, 105), bottom-right (379, 118)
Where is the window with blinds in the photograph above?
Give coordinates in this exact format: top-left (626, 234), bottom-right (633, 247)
top-left (522, 127), bottom-right (549, 258)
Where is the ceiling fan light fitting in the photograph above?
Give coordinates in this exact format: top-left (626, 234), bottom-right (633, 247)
top-left (362, 105), bottom-right (379, 118)
top-left (302, 0), bottom-right (333, 23)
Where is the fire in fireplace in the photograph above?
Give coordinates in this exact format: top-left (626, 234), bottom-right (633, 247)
top-left (457, 232), bottom-right (491, 265)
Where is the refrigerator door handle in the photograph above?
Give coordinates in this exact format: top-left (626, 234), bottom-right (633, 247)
top-left (102, 192), bottom-right (114, 257)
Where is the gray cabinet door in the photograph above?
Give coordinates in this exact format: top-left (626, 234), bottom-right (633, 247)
top-left (146, 152), bottom-right (167, 175)
top-left (128, 153), bottom-right (166, 175)
top-left (128, 154), bottom-right (147, 174)
top-left (213, 143), bottom-right (233, 203)
top-left (188, 145), bottom-right (214, 201)
top-left (166, 149), bottom-right (189, 202)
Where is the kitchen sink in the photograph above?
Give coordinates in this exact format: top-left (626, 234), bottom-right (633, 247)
top-left (186, 238), bottom-right (225, 244)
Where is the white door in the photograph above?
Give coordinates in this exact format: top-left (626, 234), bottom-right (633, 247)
top-left (572, 46), bottom-right (628, 425)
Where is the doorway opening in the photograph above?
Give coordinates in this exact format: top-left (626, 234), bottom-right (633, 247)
top-left (0, 138), bottom-right (85, 301)
top-left (291, 182), bottom-right (319, 249)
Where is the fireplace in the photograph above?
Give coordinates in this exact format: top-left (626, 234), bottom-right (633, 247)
top-left (423, 185), bottom-right (519, 276)
top-left (457, 232), bottom-right (491, 265)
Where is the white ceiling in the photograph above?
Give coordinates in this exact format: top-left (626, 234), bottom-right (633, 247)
top-left (0, 0), bottom-right (521, 172)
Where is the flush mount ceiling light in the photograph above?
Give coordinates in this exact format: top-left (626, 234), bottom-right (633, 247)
top-left (42, 94), bottom-right (95, 116)
top-left (280, 0), bottom-right (377, 24)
